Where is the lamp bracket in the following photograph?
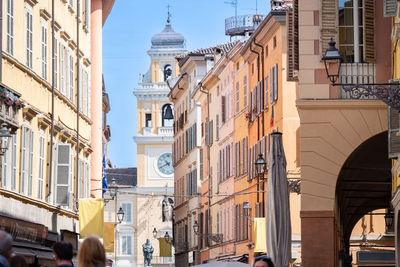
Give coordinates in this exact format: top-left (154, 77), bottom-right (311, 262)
top-left (288, 178), bottom-right (301, 194)
top-left (333, 83), bottom-right (400, 110)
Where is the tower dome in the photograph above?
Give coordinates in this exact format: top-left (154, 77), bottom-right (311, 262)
top-left (151, 12), bottom-right (185, 49)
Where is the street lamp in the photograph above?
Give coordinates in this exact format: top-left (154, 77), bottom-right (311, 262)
top-left (106, 178), bottom-right (123, 267)
top-left (243, 201), bottom-right (254, 248)
top-left (322, 38), bottom-right (400, 110)
top-left (385, 209), bottom-right (394, 233)
top-left (192, 220), bottom-right (223, 243)
top-left (255, 153), bottom-right (267, 178)
top-left (0, 123), bottom-right (11, 187)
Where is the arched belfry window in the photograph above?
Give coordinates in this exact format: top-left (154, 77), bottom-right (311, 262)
top-left (164, 64), bottom-right (172, 81)
top-left (162, 104), bottom-right (174, 127)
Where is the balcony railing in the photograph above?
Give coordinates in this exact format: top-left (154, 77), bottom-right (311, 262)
top-left (339, 63), bottom-right (376, 100)
top-left (143, 127), bottom-right (152, 135)
top-left (158, 127), bottom-right (173, 136)
top-left (151, 256), bottom-right (174, 265)
top-left (225, 14), bottom-right (263, 36)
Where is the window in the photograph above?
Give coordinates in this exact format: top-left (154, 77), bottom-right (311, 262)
top-left (2, 138), bottom-right (8, 189)
top-left (221, 96), bottom-right (226, 123)
top-left (121, 202), bottom-right (133, 224)
top-left (145, 113), bottom-right (152, 127)
top-left (265, 45), bottom-right (269, 57)
top-left (83, 69), bottom-right (89, 115)
top-left (25, 4), bottom-right (33, 68)
top-left (243, 76), bottom-right (247, 107)
top-left (273, 36), bottom-right (277, 48)
top-left (11, 134), bottom-right (16, 191)
top-left (265, 75), bottom-right (269, 108)
top-left (41, 20), bottom-right (48, 80)
top-left (120, 235), bottom-right (133, 255)
top-left (235, 82), bottom-right (239, 113)
top-left (54, 39), bottom-right (58, 88)
top-left (273, 64), bottom-right (278, 101)
top-left (6, 0), bottom-right (14, 55)
top-left (83, 0), bottom-right (90, 27)
top-left (66, 50), bottom-right (70, 98)
top-left (162, 104), bottom-right (174, 127)
top-left (55, 143), bottom-right (71, 206)
top-left (79, 160), bottom-right (89, 199)
top-left (37, 134), bottom-right (45, 200)
top-left (20, 126), bottom-right (34, 195)
top-left (60, 43), bottom-right (65, 94)
top-left (164, 64), bottom-right (172, 81)
top-left (69, 54), bottom-right (74, 101)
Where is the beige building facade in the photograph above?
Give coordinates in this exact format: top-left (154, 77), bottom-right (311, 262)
top-left (297, 0), bottom-right (393, 266)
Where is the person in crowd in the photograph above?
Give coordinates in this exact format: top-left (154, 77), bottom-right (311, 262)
top-left (53, 242), bottom-right (73, 267)
top-left (10, 255), bottom-right (27, 267)
top-left (254, 255), bottom-right (275, 267)
top-left (0, 230), bottom-right (13, 267)
top-left (77, 236), bottom-right (105, 267)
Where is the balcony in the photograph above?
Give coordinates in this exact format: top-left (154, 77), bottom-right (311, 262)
top-left (225, 14), bottom-right (263, 36)
top-left (143, 127), bottom-right (152, 135)
top-left (158, 127), bottom-right (173, 136)
top-left (151, 256), bottom-right (174, 265)
top-left (339, 63), bottom-right (376, 100)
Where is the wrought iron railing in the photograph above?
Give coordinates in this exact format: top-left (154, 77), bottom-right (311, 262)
top-left (339, 63), bottom-right (376, 99)
top-left (225, 15), bottom-right (263, 36)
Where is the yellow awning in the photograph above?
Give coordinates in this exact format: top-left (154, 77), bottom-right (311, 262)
top-left (254, 218), bottom-right (267, 252)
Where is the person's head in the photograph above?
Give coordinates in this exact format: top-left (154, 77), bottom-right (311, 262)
top-left (9, 255), bottom-right (27, 267)
top-left (254, 256), bottom-right (275, 267)
top-left (0, 230), bottom-right (13, 260)
top-left (77, 236), bottom-right (105, 267)
top-left (53, 241), bottom-right (73, 264)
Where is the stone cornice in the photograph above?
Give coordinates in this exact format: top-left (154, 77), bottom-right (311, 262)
top-left (296, 99), bottom-right (387, 110)
top-left (133, 135), bottom-right (173, 144)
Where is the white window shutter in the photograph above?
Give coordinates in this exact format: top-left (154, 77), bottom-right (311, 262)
top-left (28, 130), bottom-right (34, 196)
top-left (20, 126), bottom-right (27, 194)
top-left (270, 67), bottom-right (274, 103)
top-left (60, 44), bottom-right (65, 94)
top-left (55, 143), bottom-right (71, 206)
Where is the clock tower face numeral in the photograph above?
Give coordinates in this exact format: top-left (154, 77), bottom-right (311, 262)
top-left (157, 153), bottom-right (174, 175)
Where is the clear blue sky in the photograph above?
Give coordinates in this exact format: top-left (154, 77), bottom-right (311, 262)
top-left (103, 0), bottom-right (270, 168)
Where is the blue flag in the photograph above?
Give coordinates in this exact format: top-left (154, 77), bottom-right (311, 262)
top-left (102, 155), bottom-right (108, 194)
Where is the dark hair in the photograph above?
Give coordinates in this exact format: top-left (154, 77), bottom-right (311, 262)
top-left (254, 256), bottom-right (275, 267)
top-left (10, 255), bottom-right (28, 267)
top-left (53, 241), bottom-right (73, 261)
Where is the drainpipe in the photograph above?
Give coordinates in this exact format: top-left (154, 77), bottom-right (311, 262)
top-left (47, 0), bottom-right (55, 200)
top-left (249, 41), bottom-right (262, 206)
top-left (252, 38), bottom-right (266, 215)
top-left (75, 0), bottom-right (80, 211)
top-left (198, 82), bottom-right (210, 249)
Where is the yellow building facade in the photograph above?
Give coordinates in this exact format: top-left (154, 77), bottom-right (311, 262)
top-left (0, 0), bottom-right (95, 262)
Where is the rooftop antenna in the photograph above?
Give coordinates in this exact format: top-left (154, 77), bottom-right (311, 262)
top-left (167, 4), bottom-right (171, 24)
top-left (224, 0), bottom-right (238, 20)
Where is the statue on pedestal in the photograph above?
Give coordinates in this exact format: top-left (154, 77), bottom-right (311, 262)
top-left (142, 239), bottom-right (154, 266)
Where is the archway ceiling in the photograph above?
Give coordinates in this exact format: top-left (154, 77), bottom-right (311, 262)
top-left (336, 132), bottom-right (392, 239)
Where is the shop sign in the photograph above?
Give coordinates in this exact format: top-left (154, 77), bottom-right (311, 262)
top-left (0, 215), bottom-right (48, 243)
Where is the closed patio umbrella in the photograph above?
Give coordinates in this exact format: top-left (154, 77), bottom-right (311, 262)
top-left (265, 132), bottom-right (291, 267)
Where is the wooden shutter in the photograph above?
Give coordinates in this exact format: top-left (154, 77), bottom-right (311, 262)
top-left (384, 0), bottom-right (397, 17)
top-left (205, 121), bottom-right (209, 146)
top-left (265, 75), bottom-right (269, 109)
top-left (216, 115), bottom-right (219, 140)
top-left (192, 169), bottom-right (197, 194)
top-left (363, 0), bottom-right (376, 63)
top-left (20, 126), bottom-right (27, 194)
top-left (274, 64), bottom-right (278, 101)
top-left (210, 120), bottom-right (213, 146)
top-left (270, 67), bottom-right (274, 103)
top-left (193, 123), bottom-right (197, 147)
top-left (389, 107), bottom-right (400, 158)
top-left (222, 96), bottom-right (226, 123)
top-left (287, 0), bottom-right (299, 81)
top-left (55, 143), bottom-right (71, 206)
top-left (28, 130), bottom-right (34, 196)
top-left (321, 0), bottom-right (338, 57)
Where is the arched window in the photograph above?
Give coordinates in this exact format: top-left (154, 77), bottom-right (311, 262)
top-left (162, 104), bottom-right (174, 127)
top-left (164, 64), bottom-right (172, 81)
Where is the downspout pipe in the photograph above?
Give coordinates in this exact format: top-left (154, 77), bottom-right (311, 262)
top-left (253, 39), bottom-right (266, 216)
top-left (198, 82), bottom-right (210, 249)
top-left (47, 0), bottom-right (55, 200)
top-left (253, 39), bottom-right (265, 138)
top-left (75, 0), bottom-right (80, 211)
top-left (249, 41), bottom-right (261, 141)
top-left (249, 41), bottom-right (262, 205)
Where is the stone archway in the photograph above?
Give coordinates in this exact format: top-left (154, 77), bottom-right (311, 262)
top-left (336, 131), bottom-right (392, 265)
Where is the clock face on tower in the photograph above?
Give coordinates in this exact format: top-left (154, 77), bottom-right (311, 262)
top-left (157, 153), bottom-right (174, 175)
